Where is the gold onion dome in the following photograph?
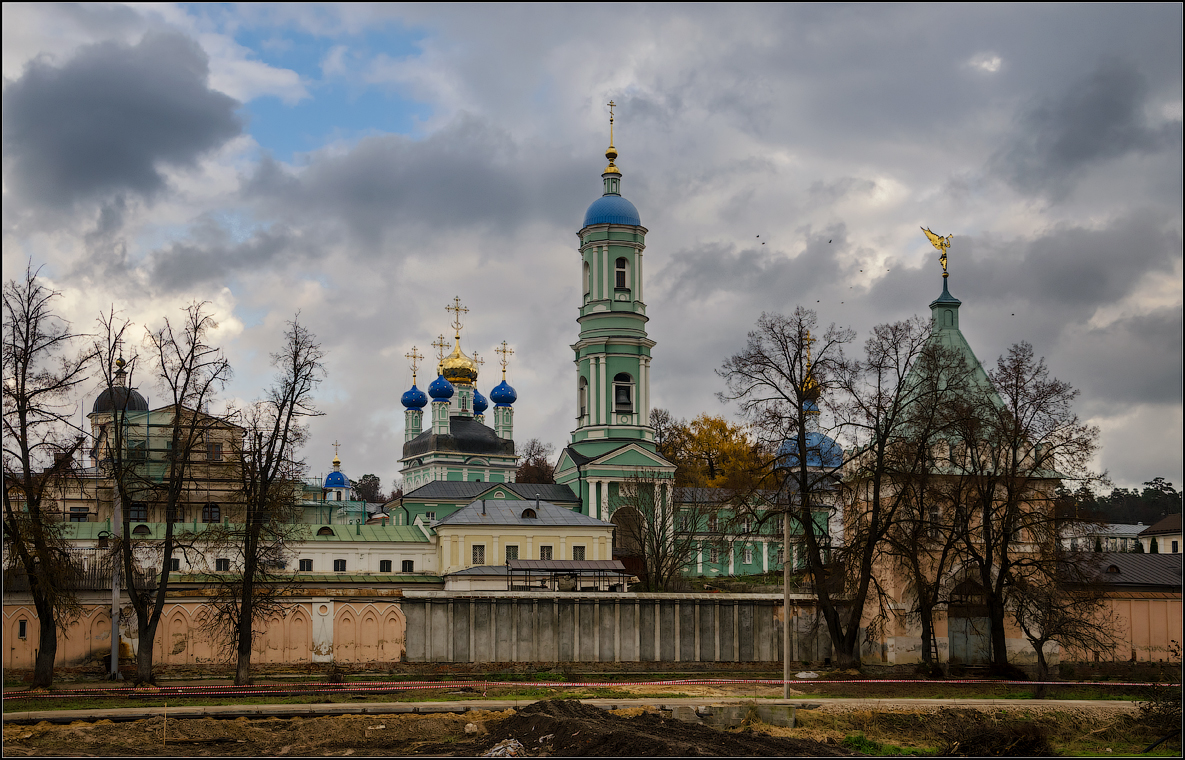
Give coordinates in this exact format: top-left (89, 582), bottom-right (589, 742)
top-left (440, 341), bottom-right (479, 385)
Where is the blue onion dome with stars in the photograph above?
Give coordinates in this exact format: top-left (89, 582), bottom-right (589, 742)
top-left (473, 387), bottom-right (489, 415)
top-left (777, 430), bottom-right (843, 469)
top-left (324, 454), bottom-right (350, 488)
top-left (428, 374), bottom-right (454, 400)
top-left (490, 379), bottom-right (517, 407)
top-left (401, 383), bottom-right (428, 409)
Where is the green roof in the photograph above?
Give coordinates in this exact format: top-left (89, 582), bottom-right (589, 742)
top-left (62, 522), bottom-right (429, 543)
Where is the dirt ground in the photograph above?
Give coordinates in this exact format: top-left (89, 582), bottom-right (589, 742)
top-left (1, 701), bottom-right (854, 757)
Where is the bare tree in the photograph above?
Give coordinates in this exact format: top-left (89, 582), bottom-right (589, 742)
top-left (202, 315), bottom-right (324, 685)
top-left (2, 264), bottom-right (93, 688)
top-left (515, 438), bottom-right (556, 484)
top-left (108, 302), bottom-right (231, 684)
top-left (947, 341), bottom-right (1102, 669)
top-left (609, 468), bottom-right (708, 591)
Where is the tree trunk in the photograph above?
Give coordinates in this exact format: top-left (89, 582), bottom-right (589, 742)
top-left (1034, 644), bottom-right (1049, 699)
top-left (135, 619), bottom-right (157, 685)
top-left (988, 597), bottom-right (1010, 667)
top-left (919, 605), bottom-right (935, 666)
top-left (32, 594), bottom-right (57, 689)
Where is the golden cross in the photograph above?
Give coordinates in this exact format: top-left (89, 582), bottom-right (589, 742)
top-left (432, 334), bottom-right (450, 362)
top-left (405, 346), bottom-right (424, 382)
top-left (332, 439), bottom-right (341, 457)
top-left (607, 99), bottom-right (616, 143)
top-left (446, 296), bottom-right (468, 337)
top-left (472, 350), bottom-right (485, 369)
top-left (495, 341), bottom-right (514, 379)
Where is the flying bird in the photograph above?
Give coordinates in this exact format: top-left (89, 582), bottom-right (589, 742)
top-left (828, 239), bottom-right (832, 243)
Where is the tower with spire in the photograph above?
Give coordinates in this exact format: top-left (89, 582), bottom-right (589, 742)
top-left (555, 102), bottom-right (675, 519)
top-left (399, 298), bottom-right (518, 490)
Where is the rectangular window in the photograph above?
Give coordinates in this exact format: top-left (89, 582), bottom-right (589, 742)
top-left (540, 546), bottom-right (553, 560)
top-left (742, 518), bottom-right (752, 534)
top-left (709, 547), bottom-right (719, 564)
top-left (424, 511), bottom-right (436, 521)
top-left (129, 503), bottom-right (148, 521)
top-left (505, 545), bottom-right (519, 562)
top-left (334, 559), bottom-right (346, 572)
top-left (379, 560), bottom-right (392, 573)
top-left (207, 442), bottom-right (223, 461)
top-left (299, 559), bottom-right (312, 572)
top-left (708, 515), bottom-right (718, 532)
top-left (402, 560), bottom-right (414, 573)
top-left (776, 547), bottom-right (785, 566)
top-left (69, 506), bottom-right (89, 522)
top-left (215, 558), bottom-right (230, 572)
top-left (472, 544), bottom-right (486, 565)
top-left (572, 545), bottom-right (586, 561)
top-left (742, 546), bottom-right (754, 564)
top-left (202, 503), bottom-right (220, 523)
top-left (1173, 541), bottom-right (1179, 554)
top-left (18, 620), bottom-right (27, 639)
top-left (678, 512), bottom-right (689, 531)
top-left (169, 558), bottom-right (180, 572)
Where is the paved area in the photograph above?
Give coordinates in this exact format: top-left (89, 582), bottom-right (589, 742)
top-left (1, 697), bottom-right (1138, 724)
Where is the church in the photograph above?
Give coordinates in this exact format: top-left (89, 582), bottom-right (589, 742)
top-left (393, 107), bottom-right (675, 533)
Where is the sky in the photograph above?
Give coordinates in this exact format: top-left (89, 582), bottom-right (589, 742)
top-left (3, 3), bottom-right (1181, 494)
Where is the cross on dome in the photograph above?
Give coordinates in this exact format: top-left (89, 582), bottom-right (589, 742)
top-left (432, 334), bottom-right (450, 362)
top-left (495, 341), bottom-right (514, 380)
top-left (446, 296), bottom-right (469, 338)
top-left (405, 346), bottom-right (424, 383)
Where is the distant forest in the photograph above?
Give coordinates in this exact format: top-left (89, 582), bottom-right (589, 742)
top-left (1059, 477), bottom-right (1183, 526)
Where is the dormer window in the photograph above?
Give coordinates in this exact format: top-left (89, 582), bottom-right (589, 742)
top-left (521, 508), bottom-right (537, 519)
top-left (317, 526), bottom-right (334, 536)
top-left (1106, 564), bottom-right (1121, 574)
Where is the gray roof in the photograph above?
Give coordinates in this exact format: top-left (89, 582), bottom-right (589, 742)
top-left (509, 559), bottom-right (628, 573)
top-left (435, 499), bottom-right (613, 528)
top-left (403, 481), bottom-right (578, 503)
top-left (1090, 553), bottom-right (1182, 588)
top-left (403, 416), bottom-right (515, 458)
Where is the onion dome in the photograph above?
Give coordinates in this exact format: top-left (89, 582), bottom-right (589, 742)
top-left (428, 374), bottom-right (454, 400)
top-left (776, 432), bottom-right (843, 470)
top-left (440, 340), bottom-right (479, 385)
top-left (473, 387), bottom-right (489, 415)
top-left (401, 383), bottom-right (428, 409)
top-left (92, 357), bottom-right (148, 413)
top-left (490, 379), bottom-right (517, 407)
top-left (584, 195), bottom-right (641, 227)
top-left (324, 454), bottom-right (350, 488)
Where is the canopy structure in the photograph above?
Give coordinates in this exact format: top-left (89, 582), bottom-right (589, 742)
top-left (505, 559), bottom-right (632, 592)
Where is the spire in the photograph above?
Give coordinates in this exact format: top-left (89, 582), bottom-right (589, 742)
top-left (603, 100), bottom-right (620, 177)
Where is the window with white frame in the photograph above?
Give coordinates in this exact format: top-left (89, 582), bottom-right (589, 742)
top-left (334, 559), bottom-right (346, 572)
top-left (709, 547), bottom-right (719, 564)
top-left (299, 559), bottom-right (312, 572)
top-left (402, 560), bottom-right (414, 572)
top-left (742, 545), bottom-right (754, 564)
top-left (215, 558), bottom-right (230, 572)
top-left (472, 544), bottom-right (486, 565)
top-left (613, 373), bottom-right (633, 412)
top-left (776, 547), bottom-right (785, 565)
top-left (379, 560), bottom-right (392, 573)
top-left (615, 257), bottom-right (628, 289)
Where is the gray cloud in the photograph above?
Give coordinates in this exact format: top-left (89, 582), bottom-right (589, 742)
top-left (992, 60), bottom-right (1181, 199)
top-left (1062, 307), bottom-right (1183, 411)
top-left (2, 30), bottom-right (241, 210)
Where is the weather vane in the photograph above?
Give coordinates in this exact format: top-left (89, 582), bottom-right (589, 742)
top-left (921, 227), bottom-right (953, 277)
top-left (446, 296), bottom-right (469, 339)
top-left (495, 341), bottom-right (514, 380)
top-left (405, 346), bottom-right (424, 383)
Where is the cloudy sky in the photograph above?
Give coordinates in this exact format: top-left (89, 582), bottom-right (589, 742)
top-left (3, 4), bottom-right (1181, 493)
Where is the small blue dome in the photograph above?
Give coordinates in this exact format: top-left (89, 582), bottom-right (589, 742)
top-left (325, 471), bottom-right (350, 488)
top-left (428, 374), bottom-right (454, 400)
top-left (583, 194), bottom-right (641, 227)
top-left (776, 432), bottom-right (843, 469)
top-left (490, 380), bottom-right (517, 406)
top-left (401, 384), bottom-right (428, 409)
top-left (473, 388), bottom-right (488, 415)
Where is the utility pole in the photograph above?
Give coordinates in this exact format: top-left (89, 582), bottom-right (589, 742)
top-left (783, 507), bottom-right (791, 698)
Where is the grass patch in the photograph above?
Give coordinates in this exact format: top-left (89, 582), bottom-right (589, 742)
top-left (842, 732), bottom-right (934, 756)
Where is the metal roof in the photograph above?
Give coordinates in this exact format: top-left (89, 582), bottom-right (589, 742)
top-left (1090, 553), bottom-right (1182, 588)
top-left (402, 481), bottom-right (578, 503)
top-left (434, 499), bottom-right (612, 527)
top-left (509, 559), bottom-right (628, 573)
top-left (1139, 514), bottom-right (1182, 537)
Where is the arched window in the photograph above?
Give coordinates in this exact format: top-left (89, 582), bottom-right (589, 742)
top-left (578, 377), bottom-right (588, 418)
top-left (317, 526), bottom-right (335, 536)
top-left (202, 503), bottom-right (220, 523)
top-left (583, 261), bottom-right (591, 298)
top-left (521, 508), bottom-right (537, 519)
top-left (615, 258), bottom-right (628, 289)
top-left (614, 372), bottom-right (633, 412)
top-left (132, 524), bottom-right (151, 536)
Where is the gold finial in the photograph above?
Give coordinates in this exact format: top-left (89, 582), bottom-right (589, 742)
top-left (802, 330), bottom-right (820, 400)
top-left (446, 296), bottom-right (469, 339)
top-left (405, 346), bottom-right (424, 383)
top-left (432, 334), bottom-right (451, 363)
top-left (921, 227), bottom-right (953, 278)
top-left (495, 341), bottom-right (514, 380)
top-left (604, 100), bottom-right (620, 175)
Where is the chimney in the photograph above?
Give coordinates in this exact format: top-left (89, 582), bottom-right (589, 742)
top-left (535, 493), bottom-right (540, 510)
top-left (481, 499), bottom-right (486, 516)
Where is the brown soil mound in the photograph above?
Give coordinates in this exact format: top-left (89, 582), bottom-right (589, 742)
top-left (463, 699), bottom-right (861, 757)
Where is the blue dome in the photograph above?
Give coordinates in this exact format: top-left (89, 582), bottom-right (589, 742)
top-left (428, 374), bottom-right (454, 400)
top-left (583, 195), bottom-right (641, 227)
top-left (490, 380), bottom-right (517, 406)
top-left (473, 388), bottom-right (488, 415)
top-left (776, 432), bottom-right (843, 469)
top-left (324, 471), bottom-right (349, 488)
top-left (401, 383), bottom-right (428, 409)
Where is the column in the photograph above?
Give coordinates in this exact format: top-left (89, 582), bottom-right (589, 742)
top-left (637, 250), bottom-right (643, 303)
top-left (599, 356), bottom-right (607, 425)
top-left (600, 480), bottom-right (609, 521)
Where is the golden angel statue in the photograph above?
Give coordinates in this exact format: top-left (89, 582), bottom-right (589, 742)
top-left (921, 227), bottom-right (953, 276)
